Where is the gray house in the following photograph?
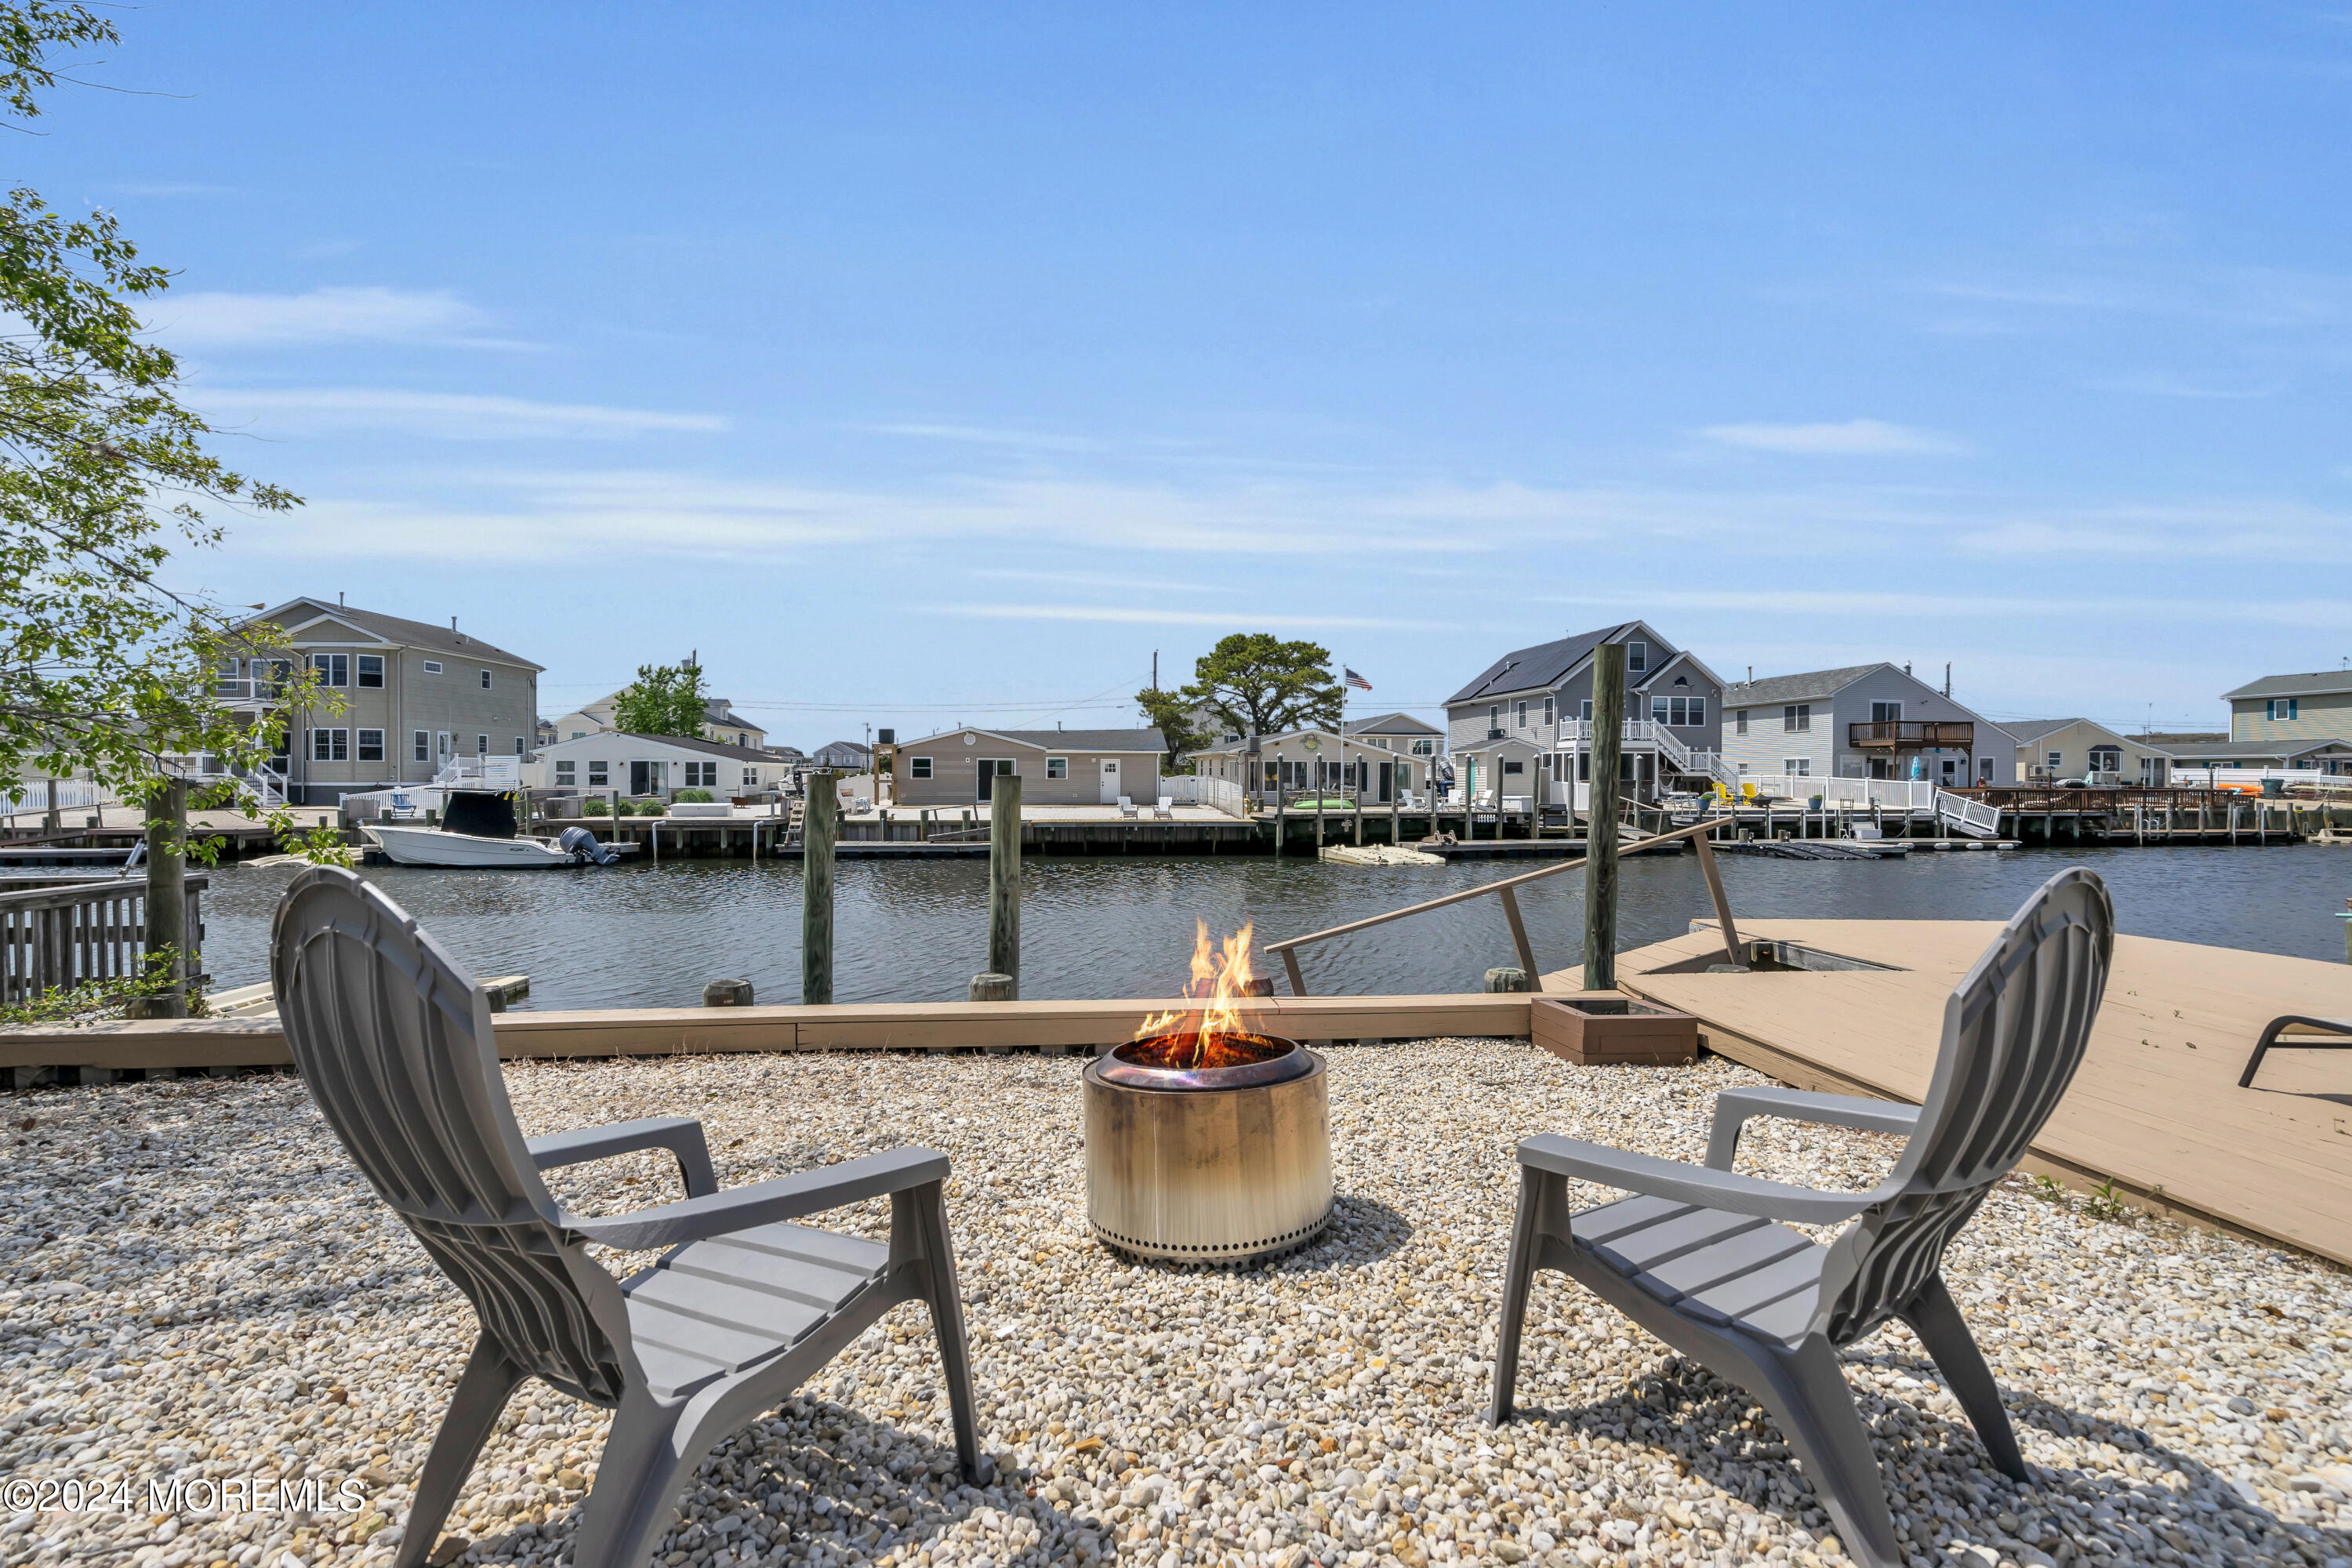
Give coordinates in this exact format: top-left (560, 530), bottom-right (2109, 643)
top-left (1445, 622), bottom-right (1726, 810)
top-left (1719, 663), bottom-right (2016, 786)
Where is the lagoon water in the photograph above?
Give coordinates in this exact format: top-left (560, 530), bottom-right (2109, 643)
top-left (193, 844), bottom-right (2350, 1010)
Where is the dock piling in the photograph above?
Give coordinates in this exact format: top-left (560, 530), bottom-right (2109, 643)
top-left (1583, 642), bottom-right (1626, 992)
top-left (141, 779), bottom-right (189, 1018)
top-left (988, 775), bottom-right (1022, 996)
top-left (802, 773), bottom-right (837, 1005)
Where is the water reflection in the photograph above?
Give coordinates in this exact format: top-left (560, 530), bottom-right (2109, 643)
top-left (196, 844), bottom-right (2346, 1011)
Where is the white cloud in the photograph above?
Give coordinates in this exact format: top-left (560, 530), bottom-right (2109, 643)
top-left (196, 387), bottom-right (727, 439)
top-left (1700, 419), bottom-right (1962, 456)
top-left (155, 287), bottom-right (514, 348)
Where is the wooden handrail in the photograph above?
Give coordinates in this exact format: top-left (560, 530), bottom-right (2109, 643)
top-left (1265, 815), bottom-right (1738, 995)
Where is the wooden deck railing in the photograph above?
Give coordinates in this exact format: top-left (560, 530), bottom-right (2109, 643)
top-left (0, 876), bottom-right (205, 1006)
top-left (1264, 815), bottom-right (1740, 996)
top-left (1848, 720), bottom-right (1975, 749)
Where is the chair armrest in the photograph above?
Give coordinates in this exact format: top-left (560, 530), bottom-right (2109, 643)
top-left (563, 1146), bottom-right (950, 1250)
top-left (528, 1116), bottom-right (718, 1199)
top-left (1517, 1134), bottom-right (1875, 1225)
top-left (1704, 1087), bottom-right (1921, 1170)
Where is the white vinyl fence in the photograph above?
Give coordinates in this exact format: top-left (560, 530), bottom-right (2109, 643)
top-left (1, 779), bottom-right (104, 818)
top-left (1160, 775), bottom-right (1250, 815)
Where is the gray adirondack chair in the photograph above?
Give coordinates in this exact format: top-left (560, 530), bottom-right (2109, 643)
top-left (1490, 867), bottom-right (2112, 1568)
top-left (270, 867), bottom-right (989, 1568)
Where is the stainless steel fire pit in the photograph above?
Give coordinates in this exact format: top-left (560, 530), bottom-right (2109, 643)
top-left (1083, 1031), bottom-right (1333, 1265)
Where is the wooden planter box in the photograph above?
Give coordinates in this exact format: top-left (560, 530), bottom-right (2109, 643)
top-left (1532, 994), bottom-right (1699, 1066)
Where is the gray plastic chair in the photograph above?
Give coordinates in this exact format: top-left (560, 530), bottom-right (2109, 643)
top-left (270, 867), bottom-right (988, 1568)
top-left (1490, 867), bottom-right (2112, 1568)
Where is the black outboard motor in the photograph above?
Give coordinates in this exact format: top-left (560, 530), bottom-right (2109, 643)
top-left (559, 826), bottom-right (619, 866)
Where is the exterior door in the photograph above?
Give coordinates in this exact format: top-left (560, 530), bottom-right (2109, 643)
top-left (977, 759), bottom-right (1010, 802)
top-left (1377, 760), bottom-right (1394, 803)
top-left (630, 759), bottom-right (660, 796)
top-left (1099, 757), bottom-right (1121, 804)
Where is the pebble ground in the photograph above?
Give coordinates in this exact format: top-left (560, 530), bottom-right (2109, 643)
top-left (2, 1041), bottom-right (2347, 1568)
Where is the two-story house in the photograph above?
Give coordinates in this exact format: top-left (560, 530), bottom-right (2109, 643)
top-left (1444, 622), bottom-right (1726, 811)
top-left (1719, 664), bottom-right (2016, 787)
top-left (223, 597), bottom-right (543, 805)
top-left (2220, 670), bottom-right (2352, 775)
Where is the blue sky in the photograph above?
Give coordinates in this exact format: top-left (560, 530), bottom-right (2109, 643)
top-left (28, 5), bottom-right (2352, 747)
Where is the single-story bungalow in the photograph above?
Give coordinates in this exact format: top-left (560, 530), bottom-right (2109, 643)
top-left (523, 731), bottom-right (795, 800)
top-left (1184, 723), bottom-right (1436, 808)
top-left (2158, 737), bottom-right (2352, 777)
top-left (2005, 719), bottom-right (2176, 785)
top-left (887, 728), bottom-right (1166, 808)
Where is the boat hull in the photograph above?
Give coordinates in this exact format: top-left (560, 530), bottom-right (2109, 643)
top-left (362, 826), bottom-right (576, 869)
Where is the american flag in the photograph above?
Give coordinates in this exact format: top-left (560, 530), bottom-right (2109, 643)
top-left (1343, 667), bottom-right (1372, 692)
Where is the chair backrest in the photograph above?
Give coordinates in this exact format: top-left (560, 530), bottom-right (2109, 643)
top-left (1811, 866), bottom-right (2113, 1346)
top-left (271, 866), bottom-right (633, 1404)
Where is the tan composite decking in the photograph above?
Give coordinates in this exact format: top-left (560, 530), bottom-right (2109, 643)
top-left (1550, 919), bottom-right (2352, 1267)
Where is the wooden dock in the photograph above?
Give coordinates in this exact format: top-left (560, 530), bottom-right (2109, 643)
top-left (1566, 919), bottom-right (2352, 1268)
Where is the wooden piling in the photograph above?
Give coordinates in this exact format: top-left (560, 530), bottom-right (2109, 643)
top-left (143, 779), bottom-right (189, 1018)
top-left (988, 774), bottom-right (1022, 996)
top-left (802, 773), bottom-right (838, 1005)
top-left (1583, 642), bottom-right (1626, 992)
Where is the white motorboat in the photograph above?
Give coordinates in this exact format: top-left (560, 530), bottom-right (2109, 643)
top-left (360, 791), bottom-right (620, 869)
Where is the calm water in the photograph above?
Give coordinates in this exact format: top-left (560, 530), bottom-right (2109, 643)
top-left (194, 844), bottom-right (2352, 1010)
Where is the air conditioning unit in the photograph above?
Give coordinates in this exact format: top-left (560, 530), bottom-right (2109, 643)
top-left (1486, 728), bottom-right (1507, 740)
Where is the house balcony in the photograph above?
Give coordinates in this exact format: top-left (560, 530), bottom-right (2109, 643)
top-left (1849, 720), bottom-right (1974, 750)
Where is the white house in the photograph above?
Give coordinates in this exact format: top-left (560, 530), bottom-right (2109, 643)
top-left (524, 731), bottom-right (794, 801)
top-left (1719, 664), bottom-right (2017, 786)
top-left (1185, 720), bottom-right (1438, 808)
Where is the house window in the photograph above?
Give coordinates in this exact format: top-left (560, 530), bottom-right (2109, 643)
top-left (423, 659), bottom-right (444, 674)
top-left (476, 735), bottom-right (489, 757)
top-left (514, 737), bottom-right (524, 755)
top-left (1783, 757), bottom-right (1811, 777)
top-left (1579, 699), bottom-right (1593, 721)
top-left (742, 766), bottom-right (758, 789)
top-left (311, 728), bottom-right (349, 762)
top-left (357, 728), bottom-right (385, 762)
top-left (2046, 751), bottom-right (2063, 773)
top-left (1784, 704), bottom-right (1810, 732)
top-left (909, 757), bottom-right (933, 779)
top-left (480, 670), bottom-right (493, 690)
top-left (1735, 709), bottom-right (1748, 735)
top-left (1514, 700), bottom-right (1527, 728)
top-left (1503, 759), bottom-right (1523, 775)
top-left (685, 760), bottom-right (717, 787)
top-left (570, 731), bottom-right (586, 740)
top-left (1687, 699), bottom-right (1704, 727)
top-left (1627, 641), bottom-right (1648, 673)
top-left (1047, 757), bottom-right (1069, 779)
top-left (2088, 746), bottom-right (2121, 772)
top-left (357, 654), bottom-right (384, 688)
top-left (1871, 700), bottom-right (1903, 724)
top-left (1488, 704), bottom-right (1500, 730)
top-left (1541, 697), bottom-right (1554, 727)
top-left (310, 652), bottom-right (349, 688)
top-left (588, 760), bottom-right (609, 787)
top-left (413, 730), bottom-right (430, 762)
top-left (737, 733), bottom-right (749, 746)
top-left (1411, 739), bottom-right (1433, 756)
top-left (556, 760), bottom-right (576, 786)
top-left (214, 656), bottom-right (241, 694)
top-left (1652, 697), bottom-right (1670, 724)
top-left (2268, 698), bottom-right (2299, 720)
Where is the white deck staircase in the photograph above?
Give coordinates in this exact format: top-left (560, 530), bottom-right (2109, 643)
top-left (1936, 789), bottom-right (2003, 839)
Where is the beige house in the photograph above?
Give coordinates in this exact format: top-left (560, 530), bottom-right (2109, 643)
top-left (223, 598), bottom-right (542, 805)
top-left (888, 728), bottom-right (1165, 808)
top-left (2005, 718), bottom-right (2172, 785)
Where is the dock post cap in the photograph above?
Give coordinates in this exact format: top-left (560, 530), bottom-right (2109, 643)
top-left (969, 972), bottom-right (1016, 1003)
top-left (1485, 966), bottom-right (1533, 993)
top-left (702, 978), bottom-right (754, 1007)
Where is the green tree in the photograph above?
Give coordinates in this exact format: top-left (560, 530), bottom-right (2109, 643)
top-left (1181, 633), bottom-right (1340, 739)
top-left (612, 662), bottom-right (709, 737)
top-left (0, 4), bottom-right (329, 856)
top-left (1134, 684), bottom-right (1206, 772)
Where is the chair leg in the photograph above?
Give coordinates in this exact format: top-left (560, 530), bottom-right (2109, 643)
top-left (912, 1178), bottom-right (993, 1486)
top-left (570, 1386), bottom-right (694, 1568)
top-left (1900, 1272), bottom-right (2027, 1482)
top-left (1753, 1338), bottom-right (1905, 1568)
top-left (1489, 1167), bottom-right (1546, 1426)
top-left (392, 1336), bottom-right (524, 1568)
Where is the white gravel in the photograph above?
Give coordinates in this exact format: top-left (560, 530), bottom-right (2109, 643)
top-left (2, 1041), bottom-right (2347, 1568)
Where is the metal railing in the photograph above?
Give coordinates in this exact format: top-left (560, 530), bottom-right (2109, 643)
top-left (1264, 815), bottom-right (1740, 996)
top-left (0, 876), bottom-right (206, 1006)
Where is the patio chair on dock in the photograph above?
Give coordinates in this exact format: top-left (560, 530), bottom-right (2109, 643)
top-left (270, 868), bottom-right (989, 1568)
top-left (2239, 1014), bottom-right (2352, 1088)
top-left (1489, 867), bottom-right (2113, 1568)
top-left (1153, 795), bottom-right (1174, 819)
top-left (1117, 794), bottom-right (1138, 819)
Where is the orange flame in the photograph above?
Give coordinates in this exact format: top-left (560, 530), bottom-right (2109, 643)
top-left (1133, 920), bottom-right (1266, 1068)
